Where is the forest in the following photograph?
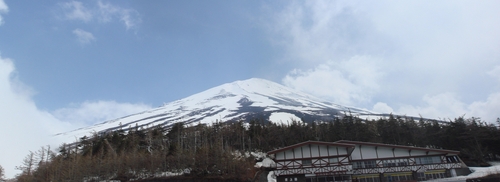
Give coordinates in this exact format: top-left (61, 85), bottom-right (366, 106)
top-left (9, 115), bottom-right (500, 181)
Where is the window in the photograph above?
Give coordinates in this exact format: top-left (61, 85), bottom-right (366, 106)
top-left (384, 172), bottom-right (413, 182)
top-left (425, 173), bottom-right (446, 179)
top-left (353, 161), bottom-right (362, 169)
top-left (302, 159), bottom-right (312, 166)
top-left (364, 160), bottom-right (377, 168)
top-left (417, 172), bottom-right (426, 181)
top-left (397, 161), bottom-right (408, 166)
top-left (382, 158), bottom-right (408, 167)
top-left (424, 171), bottom-right (446, 180)
top-left (354, 174), bottom-right (381, 182)
top-left (335, 175), bottom-right (351, 181)
top-left (416, 156), bottom-right (441, 164)
top-left (353, 160), bottom-right (377, 169)
top-left (383, 160), bottom-right (396, 167)
top-left (329, 157), bottom-right (338, 164)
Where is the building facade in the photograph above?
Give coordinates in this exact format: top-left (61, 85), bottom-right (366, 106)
top-left (267, 140), bottom-right (468, 182)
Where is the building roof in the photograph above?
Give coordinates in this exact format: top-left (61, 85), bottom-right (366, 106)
top-left (267, 140), bottom-right (356, 155)
top-left (335, 140), bottom-right (460, 155)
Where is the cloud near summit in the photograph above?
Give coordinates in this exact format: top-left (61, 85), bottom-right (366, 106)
top-left (270, 0), bottom-right (500, 122)
top-left (283, 56), bottom-right (383, 106)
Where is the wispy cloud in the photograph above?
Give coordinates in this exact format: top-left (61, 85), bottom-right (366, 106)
top-left (72, 28), bottom-right (95, 45)
top-left (118, 9), bottom-right (141, 30)
top-left (60, 1), bottom-right (92, 22)
top-left (59, 0), bottom-right (141, 30)
top-left (97, 1), bottom-right (141, 30)
top-left (96, 0), bottom-right (118, 23)
top-left (0, 0), bottom-right (8, 25)
top-left (268, 0), bottom-right (500, 122)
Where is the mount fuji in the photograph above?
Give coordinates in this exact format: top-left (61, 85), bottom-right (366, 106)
top-left (56, 78), bottom-right (384, 140)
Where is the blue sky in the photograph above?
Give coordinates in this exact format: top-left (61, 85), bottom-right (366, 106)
top-left (1, 0), bottom-right (500, 178)
top-left (1, 0), bottom-right (279, 110)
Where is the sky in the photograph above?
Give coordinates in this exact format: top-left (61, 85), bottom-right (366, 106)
top-left (1, 0), bottom-right (500, 178)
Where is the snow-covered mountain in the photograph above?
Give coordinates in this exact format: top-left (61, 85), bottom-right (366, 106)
top-left (56, 78), bottom-right (381, 139)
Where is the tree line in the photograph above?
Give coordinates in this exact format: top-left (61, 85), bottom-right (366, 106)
top-left (12, 115), bottom-right (500, 181)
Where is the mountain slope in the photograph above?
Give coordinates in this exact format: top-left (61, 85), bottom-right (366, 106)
top-left (56, 78), bottom-right (378, 139)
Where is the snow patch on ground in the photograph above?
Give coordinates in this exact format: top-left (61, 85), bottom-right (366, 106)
top-left (267, 171), bottom-right (277, 182)
top-left (465, 162), bottom-right (500, 178)
top-left (250, 151), bottom-right (267, 160)
top-left (427, 162), bottom-right (500, 181)
top-left (255, 157), bottom-right (276, 168)
top-left (253, 151), bottom-right (276, 169)
top-left (269, 112), bottom-right (302, 125)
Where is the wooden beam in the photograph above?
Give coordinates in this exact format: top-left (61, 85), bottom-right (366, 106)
top-left (360, 145), bottom-right (363, 160)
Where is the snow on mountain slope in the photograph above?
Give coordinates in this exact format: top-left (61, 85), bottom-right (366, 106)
top-left (55, 78), bottom-right (377, 141)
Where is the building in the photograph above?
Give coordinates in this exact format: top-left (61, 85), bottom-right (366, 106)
top-left (267, 140), bottom-right (469, 182)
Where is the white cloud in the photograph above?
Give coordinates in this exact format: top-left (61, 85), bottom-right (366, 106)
top-left (269, 0), bottom-right (500, 122)
top-left (283, 55), bottom-right (383, 106)
top-left (386, 92), bottom-right (500, 123)
top-left (72, 28), bottom-right (95, 45)
top-left (268, 1), bottom-right (382, 66)
top-left (118, 9), bottom-right (141, 30)
top-left (372, 102), bottom-right (394, 114)
top-left (53, 100), bottom-right (152, 125)
top-left (468, 93), bottom-right (500, 123)
top-left (97, 1), bottom-right (141, 30)
top-left (96, 0), bottom-right (118, 23)
top-left (0, 55), bottom-right (152, 178)
top-left (60, 1), bottom-right (92, 22)
top-left (487, 65), bottom-right (500, 82)
top-left (368, 65), bottom-right (500, 121)
top-left (396, 93), bottom-right (468, 120)
top-left (0, 56), bottom-right (73, 178)
top-left (59, 0), bottom-right (141, 30)
top-left (0, 0), bottom-right (8, 26)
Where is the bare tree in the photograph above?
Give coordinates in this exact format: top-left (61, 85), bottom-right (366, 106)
top-left (0, 164), bottom-right (4, 180)
top-left (16, 151), bottom-right (36, 176)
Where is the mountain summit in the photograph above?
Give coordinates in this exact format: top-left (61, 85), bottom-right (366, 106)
top-left (57, 78), bottom-right (378, 138)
